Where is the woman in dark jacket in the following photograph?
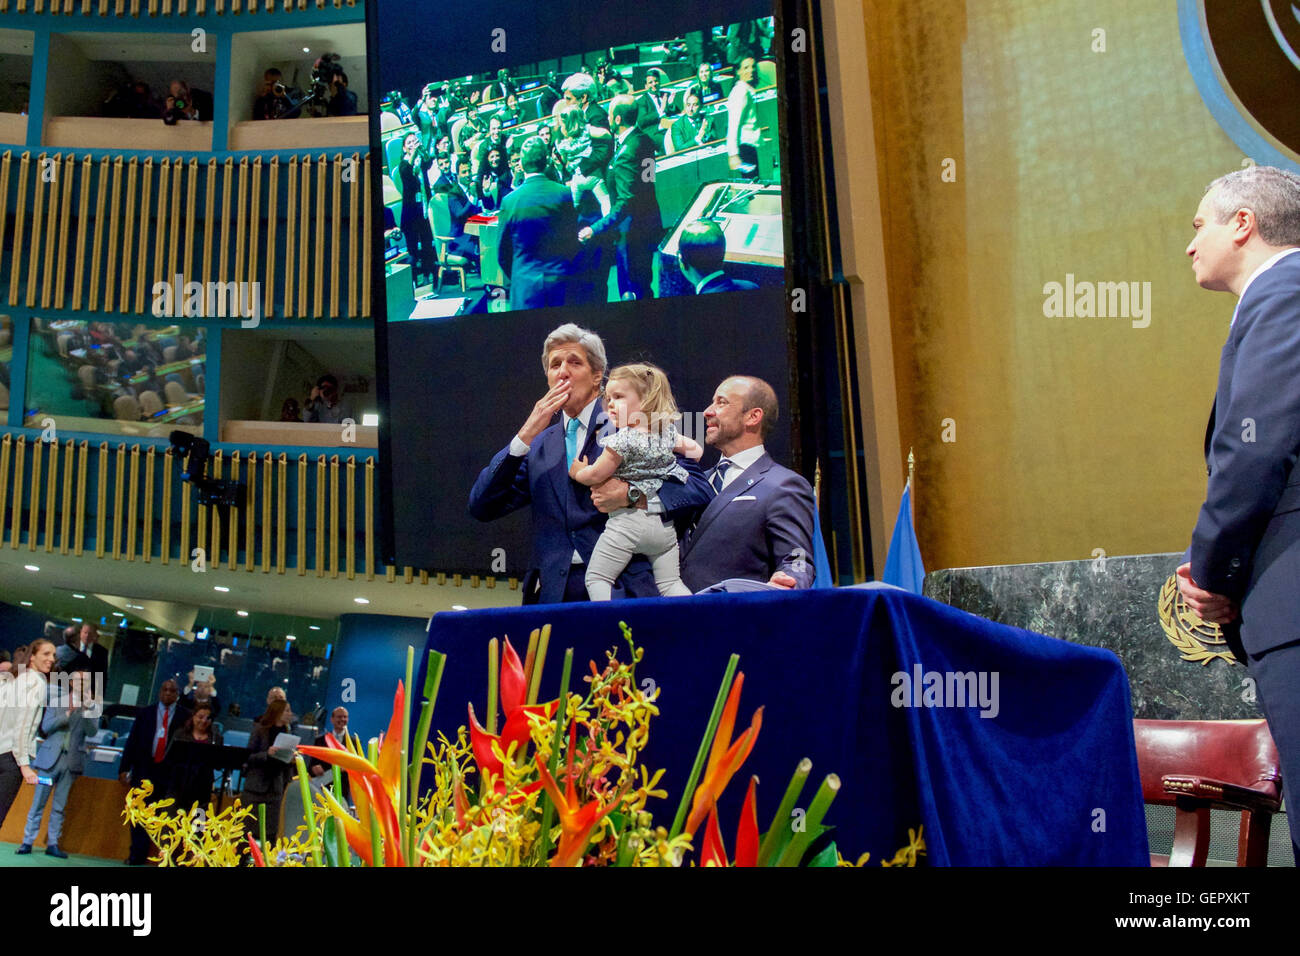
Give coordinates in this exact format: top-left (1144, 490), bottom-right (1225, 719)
top-left (165, 701), bottom-right (223, 813)
top-left (242, 698), bottom-right (294, 843)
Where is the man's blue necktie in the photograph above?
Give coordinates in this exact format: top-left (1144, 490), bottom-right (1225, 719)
top-left (711, 458), bottom-right (731, 493)
top-left (565, 417), bottom-right (581, 468)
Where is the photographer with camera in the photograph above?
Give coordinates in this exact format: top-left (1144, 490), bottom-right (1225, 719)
top-left (326, 69), bottom-right (358, 117)
top-left (162, 79), bottom-right (213, 125)
top-left (304, 374), bottom-right (356, 426)
top-left (253, 68), bottom-right (302, 121)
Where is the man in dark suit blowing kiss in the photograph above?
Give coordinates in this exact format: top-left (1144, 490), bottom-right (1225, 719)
top-left (679, 376), bottom-right (815, 591)
top-left (1177, 165), bottom-right (1300, 860)
top-left (469, 324), bottom-right (711, 604)
top-left (579, 95), bottom-right (663, 301)
top-left (497, 137), bottom-right (579, 310)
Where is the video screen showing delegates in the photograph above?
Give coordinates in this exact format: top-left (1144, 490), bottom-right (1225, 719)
top-left (375, 10), bottom-right (782, 323)
top-left (373, 0), bottom-right (797, 575)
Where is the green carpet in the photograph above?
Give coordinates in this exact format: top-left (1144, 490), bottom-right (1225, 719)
top-left (0, 840), bottom-right (123, 867)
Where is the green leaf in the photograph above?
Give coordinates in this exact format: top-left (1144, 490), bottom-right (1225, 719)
top-left (322, 818), bottom-right (340, 868)
top-left (807, 841), bottom-right (839, 868)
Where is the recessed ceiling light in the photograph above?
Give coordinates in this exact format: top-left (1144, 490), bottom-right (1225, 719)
top-left (452, 605), bottom-right (468, 611)
top-left (112, 612), bottom-right (125, 617)
top-left (20, 601), bottom-right (32, 606)
top-left (71, 617), bottom-right (82, 622)
top-left (309, 625), bottom-right (321, 631)
top-left (286, 634), bottom-right (296, 641)
top-left (214, 586), bottom-right (230, 592)
top-left (354, 597), bottom-right (370, 604)
top-left (303, 46), bottom-right (311, 52)
top-left (24, 564), bottom-right (38, 572)
top-left (237, 610), bottom-right (249, 617)
top-left (145, 627), bottom-right (157, 632)
top-left (72, 593), bottom-right (85, 599)
top-left (127, 604), bottom-right (143, 610)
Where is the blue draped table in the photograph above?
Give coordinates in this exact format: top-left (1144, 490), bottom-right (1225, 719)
top-left (418, 586), bottom-right (1148, 865)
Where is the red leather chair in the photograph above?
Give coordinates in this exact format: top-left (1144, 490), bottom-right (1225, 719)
top-left (1133, 719), bottom-right (1282, 867)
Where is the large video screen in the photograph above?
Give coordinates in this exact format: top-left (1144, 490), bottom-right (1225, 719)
top-left (375, 3), bottom-right (782, 322)
top-left (372, 0), bottom-right (801, 577)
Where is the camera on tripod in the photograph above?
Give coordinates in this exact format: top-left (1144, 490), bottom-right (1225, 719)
top-left (169, 430), bottom-right (244, 509)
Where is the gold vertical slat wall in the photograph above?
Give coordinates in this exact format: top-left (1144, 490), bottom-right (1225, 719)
top-left (0, 435), bottom-right (397, 581)
top-left (0, 150), bottom-right (369, 320)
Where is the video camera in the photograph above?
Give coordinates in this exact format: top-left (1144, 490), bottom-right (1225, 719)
top-left (169, 430), bottom-right (244, 509)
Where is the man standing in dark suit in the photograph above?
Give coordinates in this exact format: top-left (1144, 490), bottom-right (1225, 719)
top-left (636, 69), bottom-right (676, 141)
top-left (469, 324), bottom-right (711, 604)
top-left (73, 623), bottom-right (110, 693)
top-left (1177, 166), bottom-right (1300, 859)
top-left (676, 220), bottom-right (759, 294)
top-left (679, 376), bottom-right (815, 592)
top-left (119, 679), bottom-right (189, 865)
top-left (579, 95), bottom-right (663, 301)
top-left (307, 706), bottom-right (350, 802)
top-left (497, 137), bottom-right (579, 310)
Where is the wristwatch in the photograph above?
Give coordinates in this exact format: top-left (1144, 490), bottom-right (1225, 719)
top-left (627, 486), bottom-right (643, 506)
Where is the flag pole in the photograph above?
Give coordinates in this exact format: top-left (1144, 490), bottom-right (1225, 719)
top-left (907, 446), bottom-right (914, 492)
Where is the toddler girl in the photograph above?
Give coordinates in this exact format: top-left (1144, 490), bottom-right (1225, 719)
top-left (570, 363), bottom-right (702, 600)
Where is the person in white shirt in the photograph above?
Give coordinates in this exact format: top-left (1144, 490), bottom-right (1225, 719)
top-left (725, 57), bottom-right (761, 179)
top-left (0, 639), bottom-right (56, 830)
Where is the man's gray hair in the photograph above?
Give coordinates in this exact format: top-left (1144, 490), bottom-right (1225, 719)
top-left (1207, 165), bottom-right (1300, 247)
top-left (561, 72), bottom-right (597, 102)
top-left (542, 323), bottom-right (607, 377)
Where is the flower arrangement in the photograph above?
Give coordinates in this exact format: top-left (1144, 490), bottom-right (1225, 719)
top-left (125, 623), bottom-right (925, 867)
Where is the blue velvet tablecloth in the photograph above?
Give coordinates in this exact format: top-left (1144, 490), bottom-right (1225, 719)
top-left (418, 586), bottom-right (1148, 865)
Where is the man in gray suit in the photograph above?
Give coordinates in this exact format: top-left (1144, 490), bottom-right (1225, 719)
top-left (18, 669), bottom-right (99, 858)
top-left (679, 376), bottom-right (815, 592)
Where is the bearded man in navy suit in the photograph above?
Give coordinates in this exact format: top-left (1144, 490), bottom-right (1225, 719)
top-left (469, 324), bottom-right (711, 604)
top-left (679, 375), bottom-right (814, 592)
top-left (1176, 165), bottom-right (1300, 859)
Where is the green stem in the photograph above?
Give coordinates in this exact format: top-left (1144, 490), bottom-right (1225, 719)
top-left (257, 802), bottom-right (267, 852)
top-left (522, 628), bottom-right (540, 700)
top-left (401, 645), bottom-right (414, 863)
top-left (775, 774), bottom-right (841, 867)
top-left (368, 806), bottom-right (383, 868)
top-left (757, 758), bottom-right (812, 866)
top-left (367, 739), bottom-right (384, 866)
top-left (669, 653), bottom-right (739, 839)
top-left (486, 638), bottom-right (499, 735)
top-left (332, 764), bottom-right (350, 867)
top-left (294, 755), bottom-right (324, 867)
top-left (538, 646), bottom-right (573, 863)
top-left (409, 650), bottom-right (445, 807)
top-left (526, 623), bottom-right (552, 705)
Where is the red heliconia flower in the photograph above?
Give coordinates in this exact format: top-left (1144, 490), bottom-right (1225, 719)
top-left (699, 776), bottom-right (760, 867)
top-left (246, 832), bottom-right (266, 867)
top-left (534, 739), bottom-right (623, 868)
top-left (685, 672), bottom-right (763, 838)
top-left (467, 637), bottom-right (558, 788)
